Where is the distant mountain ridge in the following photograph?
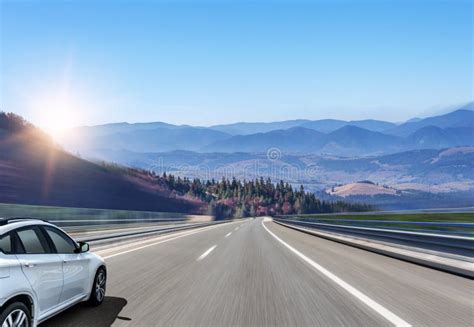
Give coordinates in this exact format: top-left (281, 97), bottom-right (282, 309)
top-left (386, 106), bottom-right (474, 137)
top-left (71, 121), bottom-right (187, 137)
top-left (62, 102), bottom-right (474, 157)
top-left (204, 122), bottom-right (472, 156)
top-left (407, 126), bottom-right (474, 149)
top-left (65, 126), bottom-right (231, 153)
top-left (301, 119), bottom-right (397, 133)
top-left (203, 127), bottom-right (326, 153)
top-left (320, 125), bottom-right (403, 155)
top-left (209, 119), bottom-right (311, 135)
top-left (210, 118), bottom-right (397, 135)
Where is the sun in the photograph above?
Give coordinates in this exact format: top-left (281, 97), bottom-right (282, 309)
top-left (35, 93), bottom-right (81, 141)
top-left (41, 110), bottom-right (74, 140)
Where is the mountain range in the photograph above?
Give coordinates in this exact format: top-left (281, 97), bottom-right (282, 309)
top-left (62, 102), bottom-right (474, 157)
top-left (3, 102), bottom-right (474, 211)
top-left (209, 118), bottom-right (397, 135)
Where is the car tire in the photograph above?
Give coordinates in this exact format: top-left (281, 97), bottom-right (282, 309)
top-left (87, 267), bottom-right (106, 306)
top-left (0, 302), bottom-right (31, 327)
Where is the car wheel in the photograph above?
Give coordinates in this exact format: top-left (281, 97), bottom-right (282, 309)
top-left (88, 267), bottom-right (106, 306)
top-left (0, 302), bottom-right (31, 327)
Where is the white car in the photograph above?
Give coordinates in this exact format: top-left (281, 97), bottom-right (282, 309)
top-left (0, 218), bottom-right (106, 327)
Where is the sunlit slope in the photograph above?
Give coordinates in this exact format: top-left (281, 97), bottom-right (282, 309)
top-left (0, 113), bottom-right (203, 213)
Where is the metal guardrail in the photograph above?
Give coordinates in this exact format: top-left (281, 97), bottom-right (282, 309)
top-left (3, 215), bottom-right (228, 244)
top-left (277, 207), bottom-right (474, 216)
top-left (273, 218), bottom-right (474, 258)
top-left (50, 217), bottom-right (187, 229)
top-left (289, 219), bottom-right (474, 226)
top-left (274, 216), bottom-right (474, 236)
top-left (74, 220), bottom-right (228, 243)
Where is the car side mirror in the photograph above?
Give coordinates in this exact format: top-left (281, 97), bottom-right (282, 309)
top-left (76, 241), bottom-right (89, 253)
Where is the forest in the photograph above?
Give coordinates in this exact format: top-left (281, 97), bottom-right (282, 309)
top-left (152, 171), bottom-right (374, 218)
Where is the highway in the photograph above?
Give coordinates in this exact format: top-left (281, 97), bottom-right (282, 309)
top-left (42, 218), bottom-right (473, 326)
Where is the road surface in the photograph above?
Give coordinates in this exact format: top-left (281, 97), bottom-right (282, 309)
top-left (42, 218), bottom-right (473, 326)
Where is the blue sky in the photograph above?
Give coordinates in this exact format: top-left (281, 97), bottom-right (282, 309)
top-left (1, 0), bottom-right (472, 131)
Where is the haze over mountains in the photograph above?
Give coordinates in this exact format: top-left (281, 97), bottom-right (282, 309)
top-left (63, 103), bottom-right (473, 157)
top-left (209, 118), bottom-right (397, 135)
top-left (56, 103), bottom-right (474, 209)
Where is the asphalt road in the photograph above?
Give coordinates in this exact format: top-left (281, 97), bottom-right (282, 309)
top-left (42, 217), bottom-right (473, 327)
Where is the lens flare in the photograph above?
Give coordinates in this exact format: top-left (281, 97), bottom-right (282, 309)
top-left (34, 91), bottom-right (81, 141)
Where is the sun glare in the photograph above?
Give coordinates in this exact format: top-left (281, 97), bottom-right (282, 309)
top-left (41, 111), bottom-right (74, 140)
top-left (35, 93), bottom-right (81, 141)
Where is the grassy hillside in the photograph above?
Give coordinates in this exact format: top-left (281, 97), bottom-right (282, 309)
top-left (0, 113), bottom-right (204, 213)
top-left (327, 182), bottom-right (399, 197)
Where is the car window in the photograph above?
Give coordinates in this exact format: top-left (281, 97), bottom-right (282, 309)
top-left (0, 233), bottom-right (12, 254)
top-left (44, 226), bottom-right (77, 253)
top-left (16, 227), bottom-right (50, 254)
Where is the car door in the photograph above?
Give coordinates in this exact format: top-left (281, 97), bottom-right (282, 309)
top-left (42, 226), bottom-right (90, 303)
top-left (14, 226), bottom-right (64, 315)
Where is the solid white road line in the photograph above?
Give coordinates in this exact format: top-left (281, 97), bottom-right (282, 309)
top-left (225, 232), bottom-right (232, 237)
top-left (103, 229), bottom-right (203, 259)
top-left (197, 245), bottom-right (217, 261)
top-left (261, 220), bottom-right (411, 327)
top-left (101, 222), bottom-right (236, 259)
